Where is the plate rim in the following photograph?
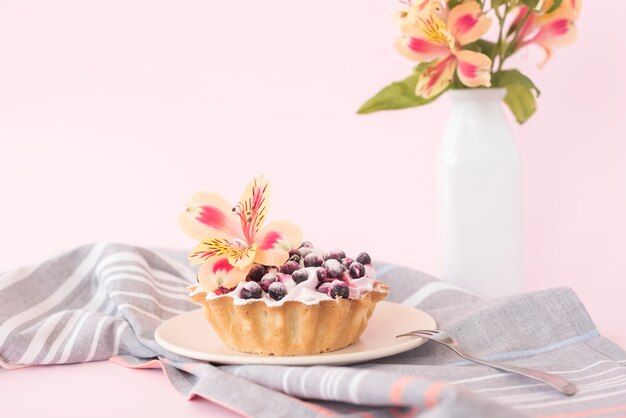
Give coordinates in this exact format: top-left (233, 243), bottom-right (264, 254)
top-left (154, 300), bottom-right (436, 366)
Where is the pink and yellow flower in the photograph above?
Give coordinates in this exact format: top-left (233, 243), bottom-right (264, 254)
top-left (512, 0), bottom-right (581, 66)
top-left (179, 176), bottom-right (303, 292)
top-left (395, 0), bottom-right (493, 99)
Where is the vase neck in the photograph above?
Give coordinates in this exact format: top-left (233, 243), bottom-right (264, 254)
top-left (447, 88), bottom-right (506, 103)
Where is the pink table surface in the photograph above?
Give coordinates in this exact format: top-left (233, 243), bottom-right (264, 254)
top-left (0, 361), bottom-right (241, 418)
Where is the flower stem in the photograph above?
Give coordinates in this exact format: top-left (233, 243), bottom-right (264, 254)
top-left (504, 5), bottom-right (535, 60)
top-left (490, 1), bottom-right (508, 83)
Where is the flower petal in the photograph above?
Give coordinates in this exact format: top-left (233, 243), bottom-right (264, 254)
top-left (454, 50), bottom-right (492, 88)
top-left (415, 56), bottom-right (456, 99)
top-left (254, 220), bottom-right (303, 266)
top-left (534, 18), bottom-right (577, 48)
top-left (197, 256), bottom-right (249, 292)
top-left (235, 176), bottom-right (271, 243)
top-left (189, 238), bottom-right (257, 269)
top-left (541, 0), bottom-right (581, 21)
top-left (179, 192), bottom-right (241, 241)
top-left (447, 1), bottom-right (492, 46)
top-left (395, 34), bottom-right (452, 62)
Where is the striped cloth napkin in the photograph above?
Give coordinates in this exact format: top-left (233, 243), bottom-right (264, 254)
top-left (1, 243), bottom-right (625, 418)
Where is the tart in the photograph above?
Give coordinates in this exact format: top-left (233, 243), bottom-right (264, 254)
top-left (188, 246), bottom-right (389, 355)
top-left (179, 176), bottom-right (389, 356)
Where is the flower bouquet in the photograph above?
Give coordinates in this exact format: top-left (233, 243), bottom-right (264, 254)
top-left (357, 0), bottom-right (581, 123)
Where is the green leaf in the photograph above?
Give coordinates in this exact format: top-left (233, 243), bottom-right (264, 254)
top-left (357, 63), bottom-right (442, 114)
top-left (495, 69), bottom-right (540, 96)
top-left (502, 85), bottom-right (536, 124)
top-left (447, 0), bottom-right (464, 9)
top-left (519, 0), bottom-right (540, 8)
top-left (494, 69), bottom-right (540, 124)
top-left (546, 0), bottom-right (563, 13)
top-left (463, 39), bottom-right (497, 57)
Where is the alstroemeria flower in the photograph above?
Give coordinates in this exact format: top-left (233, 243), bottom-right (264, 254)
top-left (512, 0), bottom-right (581, 67)
top-left (179, 176), bottom-right (303, 291)
top-left (395, 0), bottom-right (492, 99)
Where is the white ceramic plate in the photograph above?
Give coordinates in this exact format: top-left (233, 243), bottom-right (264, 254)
top-left (154, 301), bottom-right (436, 366)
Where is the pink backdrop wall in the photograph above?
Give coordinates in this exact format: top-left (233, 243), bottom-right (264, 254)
top-left (1, 1), bottom-right (624, 342)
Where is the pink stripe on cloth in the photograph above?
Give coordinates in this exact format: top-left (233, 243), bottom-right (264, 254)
top-left (389, 376), bottom-right (417, 404)
top-left (109, 356), bottom-right (162, 369)
top-left (424, 381), bottom-right (447, 409)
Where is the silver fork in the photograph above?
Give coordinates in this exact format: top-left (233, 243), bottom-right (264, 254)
top-left (396, 329), bottom-right (577, 396)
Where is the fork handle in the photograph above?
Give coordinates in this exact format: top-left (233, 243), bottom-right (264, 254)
top-left (459, 353), bottom-right (577, 396)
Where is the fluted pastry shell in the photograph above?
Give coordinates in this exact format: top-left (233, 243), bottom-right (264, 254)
top-left (190, 281), bottom-right (389, 356)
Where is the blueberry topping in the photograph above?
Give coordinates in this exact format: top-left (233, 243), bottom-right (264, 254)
top-left (341, 257), bottom-right (354, 269)
top-left (280, 261), bottom-right (300, 275)
top-left (323, 259), bottom-right (346, 278)
top-left (315, 267), bottom-right (328, 281)
top-left (356, 252), bottom-right (372, 265)
top-left (246, 264), bottom-right (266, 282)
top-left (297, 247), bottom-right (314, 257)
top-left (289, 249), bottom-right (300, 257)
top-left (268, 282), bottom-right (287, 301)
top-left (323, 250), bottom-right (344, 261)
top-left (330, 280), bottom-right (349, 299)
top-left (317, 282), bottom-right (332, 295)
top-left (299, 241), bottom-right (314, 249)
top-left (259, 273), bottom-right (277, 292)
top-left (303, 253), bottom-right (324, 267)
top-left (349, 261), bottom-right (365, 279)
top-left (292, 268), bottom-right (309, 284)
top-left (240, 281), bottom-right (262, 299)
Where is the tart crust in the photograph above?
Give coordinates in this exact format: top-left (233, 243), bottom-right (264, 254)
top-left (190, 281), bottom-right (389, 356)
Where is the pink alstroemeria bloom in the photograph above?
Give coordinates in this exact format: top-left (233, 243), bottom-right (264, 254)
top-left (395, 0), bottom-right (492, 99)
top-left (179, 176), bottom-right (303, 292)
top-left (512, 0), bottom-right (581, 67)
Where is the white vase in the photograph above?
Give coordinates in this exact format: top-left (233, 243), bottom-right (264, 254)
top-left (437, 88), bottom-right (522, 298)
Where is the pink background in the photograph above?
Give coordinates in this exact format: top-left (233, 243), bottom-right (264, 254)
top-left (0, 0), bottom-right (624, 347)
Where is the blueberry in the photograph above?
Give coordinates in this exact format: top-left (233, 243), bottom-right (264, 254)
top-left (299, 241), bottom-right (314, 249)
top-left (317, 282), bottom-right (332, 295)
top-left (323, 259), bottom-right (346, 278)
top-left (259, 273), bottom-right (277, 292)
top-left (303, 253), bottom-right (324, 267)
top-left (349, 261), bottom-right (365, 279)
top-left (240, 281), bottom-right (262, 299)
top-left (289, 249), bottom-right (300, 257)
top-left (292, 268), bottom-right (309, 284)
top-left (341, 257), bottom-right (354, 269)
top-left (356, 252), bottom-right (372, 265)
top-left (297, 247), bottom-right (314, 257)
top-left (246, 264), bottom-right (266, 282)
top-left (280, 261), bottom-right (300, 275)
top-left (323, 250), bottom-right (344, 261)
top-left (315, 267), bottom-right (327, 281)
top-left (268, 282), bottom-right (287, 301)
top-left (288, 253), bottom-right (301, 263)
top-left (330, 280), bottom-right (349, 299)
